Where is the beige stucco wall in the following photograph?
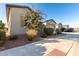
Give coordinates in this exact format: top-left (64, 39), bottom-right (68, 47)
top-left (8, 8), bottom-right (30, 35)
top-left (7, 9), bottom-right (11, 35)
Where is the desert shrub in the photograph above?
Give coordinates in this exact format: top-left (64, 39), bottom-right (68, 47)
top-left (26, 29), bottom-right (38, 41)
top-left (9, 35), bottom-right (17, 41)
top-left (0, 30), bottom-right (5, 46)
top-left (44, 28), bottom-right (54, 35)
top-left (56, 28), bottom-right (62, 34)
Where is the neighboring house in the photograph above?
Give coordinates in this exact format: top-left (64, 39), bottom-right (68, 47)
top-left (43, 19), bottom-right (57, 29)
top-left (43, 19), bottom-right (57, 33)
top-left (74, 27), bottom-right (79, 32)
top-left (58, 23), bottom-right (63, 29)
top-left (63, 25), bottom-right (69, 29)
top-left (43, 19), bottom-right (57, 34)
top-left (6, 4), bottom-right (32, 35)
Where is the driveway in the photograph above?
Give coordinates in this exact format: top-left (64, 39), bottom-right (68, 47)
top-left (0, 32), bottom-right (79, 56)
top-left (58, 32), bottom-right (79, 39)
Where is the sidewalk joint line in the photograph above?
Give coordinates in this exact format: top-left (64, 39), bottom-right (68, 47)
top-left (65, 40), bottom-right (77, 56)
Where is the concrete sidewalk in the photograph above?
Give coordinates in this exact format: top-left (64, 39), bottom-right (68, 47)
top-left (0, 38), bottom-right (77, 56)
top-left (67, 40), bottom-right (79, 56)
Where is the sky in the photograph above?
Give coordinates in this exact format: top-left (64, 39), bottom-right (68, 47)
top-left (0, 3), bottom-right (79, 28)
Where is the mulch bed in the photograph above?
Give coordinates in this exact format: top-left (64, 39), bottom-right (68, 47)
top-left (0, 35), bottom-right (41, 51)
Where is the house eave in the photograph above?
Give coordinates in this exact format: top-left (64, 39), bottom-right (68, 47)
top-left (6, 4), bottom-right (32, 23)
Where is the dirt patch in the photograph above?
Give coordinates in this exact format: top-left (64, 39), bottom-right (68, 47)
top-left (0, 35), bottom-right (41, 51)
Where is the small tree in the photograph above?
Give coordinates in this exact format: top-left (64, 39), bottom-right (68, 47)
top-left (24, 8), bottom-right (43, 41)
top-left (0, 20), bottom-right (4, 31)
top-left (24, 9), bottom-right (43, 30)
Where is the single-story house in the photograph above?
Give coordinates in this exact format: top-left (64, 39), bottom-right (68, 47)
top-left (6, 4), bottom-right (32, 35)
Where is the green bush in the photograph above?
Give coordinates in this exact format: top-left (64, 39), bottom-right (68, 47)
top-left (0, 20), bottom-right (4, 31)
top-left (44, 28), bottom-right (54, 35)
top-left (0, 21), bottom-right (6, 46)
top-left (0, 31), bottom-right (5, 46)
